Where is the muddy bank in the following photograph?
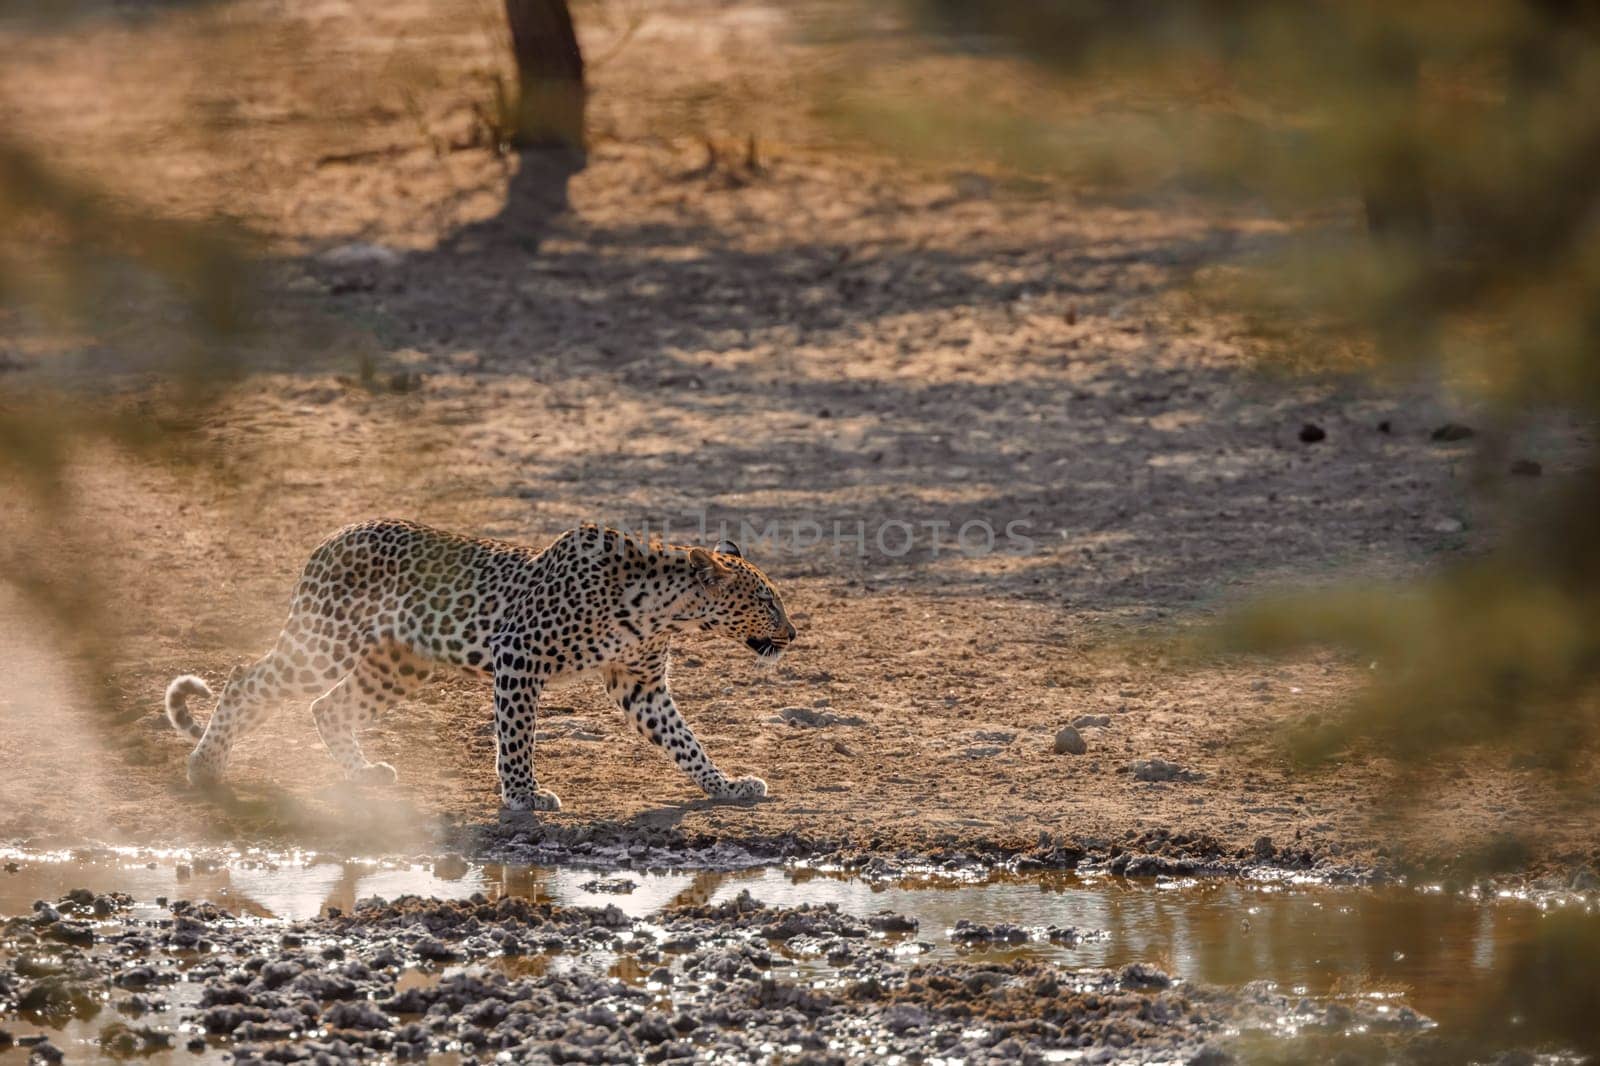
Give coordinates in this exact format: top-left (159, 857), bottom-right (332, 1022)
top-left (0, 885), bottom-right (1433, 1065)
top-left (467, 816), bottom-right (1388, 886)
top-left (9, 847), bottom-right (1600, 1063)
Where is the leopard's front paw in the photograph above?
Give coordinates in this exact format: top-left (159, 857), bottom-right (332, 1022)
top-left (355, 762), bottom-right (398, 786)
top-left (716, 775), bottom-right (768, 801)
top-left (502, 787), bottom-right (562, 813)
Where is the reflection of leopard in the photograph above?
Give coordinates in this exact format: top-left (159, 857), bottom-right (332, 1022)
top-left (163, 520), bottom-right (797, 810)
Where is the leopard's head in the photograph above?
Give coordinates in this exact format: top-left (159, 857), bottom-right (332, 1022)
top-left (682, 540), bottom-right (796, 663)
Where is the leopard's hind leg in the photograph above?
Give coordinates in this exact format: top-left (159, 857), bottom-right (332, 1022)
top-left (311, 640), bottom-right (432, 785)
top-left (183, 643), bottom-right (344, 787)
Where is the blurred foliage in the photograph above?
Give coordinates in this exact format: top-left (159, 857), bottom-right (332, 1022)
top-left (0, 1), bottom-right (253, 704)
top-left (847, 1), bottom-right (1600, 766)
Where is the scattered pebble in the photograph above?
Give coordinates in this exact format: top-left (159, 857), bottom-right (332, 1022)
top-left (1128, 758), bottom-right (1204, 783)
top-left (1509, 458), bottom-right (1542, 477)
top-left (949, 919), bottom-right (1030, 945)
top-left (1431, 422), bottom-right (1474, 442)
top-left (775, 706), bottom-right (867, 728)
top-left (318, 241), bottom-right (402, 268)
top-left (1053, 725), bottom-right (1087, 755)
top-left (1298, 423), bottom-right (1326, 443)
top-left (1120, 961), bottom-right (1173, 989)
top-left (26, 1038), bottom-right (63, 1065)
top-left (1071, 714), bottom-right (1111, 728)
top-left (1115, 853), bottom-right (1198, 878)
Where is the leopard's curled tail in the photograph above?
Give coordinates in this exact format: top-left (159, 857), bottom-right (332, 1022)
top-left (164, 675), bottom-right (211, 740)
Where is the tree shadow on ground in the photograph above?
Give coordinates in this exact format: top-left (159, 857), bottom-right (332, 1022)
top-left (278, 191), bottom-right (1461, 625)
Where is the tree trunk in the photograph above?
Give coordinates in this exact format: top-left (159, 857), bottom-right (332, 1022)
top-left (504, 0), bottom-right (586, 151)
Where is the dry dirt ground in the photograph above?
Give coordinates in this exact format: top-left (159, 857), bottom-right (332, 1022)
top-left (1, 0), bottom-right (1596, 878)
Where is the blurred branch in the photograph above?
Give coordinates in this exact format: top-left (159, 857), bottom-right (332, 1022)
top-left (0, 131), bottom-right (255, 711)
top-left (856, 1), bottom-right (1600, 766)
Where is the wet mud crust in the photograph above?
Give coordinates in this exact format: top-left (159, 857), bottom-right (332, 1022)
top-left (0, 888), bottom-right (1437, 1065)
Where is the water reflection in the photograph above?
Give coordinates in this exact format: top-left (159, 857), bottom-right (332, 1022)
top-left (5, 849), bottom-right (1600, 1059)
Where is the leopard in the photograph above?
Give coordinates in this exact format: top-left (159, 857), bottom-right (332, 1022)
top-left (162, 520), bottom-right (797, 811)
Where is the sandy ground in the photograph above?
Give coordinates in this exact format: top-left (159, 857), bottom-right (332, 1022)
top-left (1, 0), bottom-right (1597, 879)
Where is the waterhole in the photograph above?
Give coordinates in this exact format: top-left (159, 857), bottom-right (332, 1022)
top-left (1, 847), bottom-right (1594, 1064)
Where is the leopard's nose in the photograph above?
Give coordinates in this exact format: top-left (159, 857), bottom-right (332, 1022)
top-left (782, 622), bottom-right (797, 643)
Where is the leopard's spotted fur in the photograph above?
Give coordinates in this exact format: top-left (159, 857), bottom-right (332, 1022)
top-left (164, 520), bottom-right (796, 810)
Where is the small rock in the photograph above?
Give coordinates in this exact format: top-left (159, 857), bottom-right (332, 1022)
top-left (1323, 1002), bottom-right (1355, 1027)
top-left (882, 1004), bottom-right (929, 1033)
top-left (1298, 423), bottom-right (1326, 443)
top-left (1053, 726), bottom-right (1087, 755)
top-left (963, 746), bottom-right (1004, 758)
top-left (43, 921), bottom-right (93, 947)
top-left (1509, 458), bottom-right (1542, 477)
top-left (1431, 422), bottom-right (1474, 442)
top-left (1377, 420), bottom-right (1392, 434)
top-left (1252, 836), bottom-right (1277, 861)
top-left (1569, 867), bottom-right (1600, 893)
top-left (1046, 925), bottom-right (1087, 945)
top-left (579, 878), bottom-right (637, 895)
top-left (27, 1039), bottom-right (63, 1065)
top-left (1071, 714), bottom-right (1111, 728)
top-left (1128, 758), bottom-right (1203, 783)
top-left (98, 1022), bottom-right (172, 1057)
top-left (963, 971), bottom-right (1007, 993)
top-left (867, 912), bottom-right (919, 934)
top-left (1431, 517), bottom-right (1464, 534)
top-left (776, 706), bottom-right (866, 728)
top-left (950, 920), bottom-right (1029, 945)
top-left (318, 242), bottom-right (402, 268)
top-left (1121, 854), bottom-right (1196, 878)
top-left (114, 966), bottom-right (157, 990)
top-left (412, 936), bottom-right (460, 962)
top-left (1119, 962), bottom-right (1172, 989)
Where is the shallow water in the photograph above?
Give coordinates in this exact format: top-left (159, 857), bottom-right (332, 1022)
top-left (2, 847), bottom-right (1597, 1063)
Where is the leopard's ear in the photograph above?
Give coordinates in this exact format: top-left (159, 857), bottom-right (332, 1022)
top-left (715, 538), bottom-right (743, 559)
top-left (688, 547), bottom-right (730, 586)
